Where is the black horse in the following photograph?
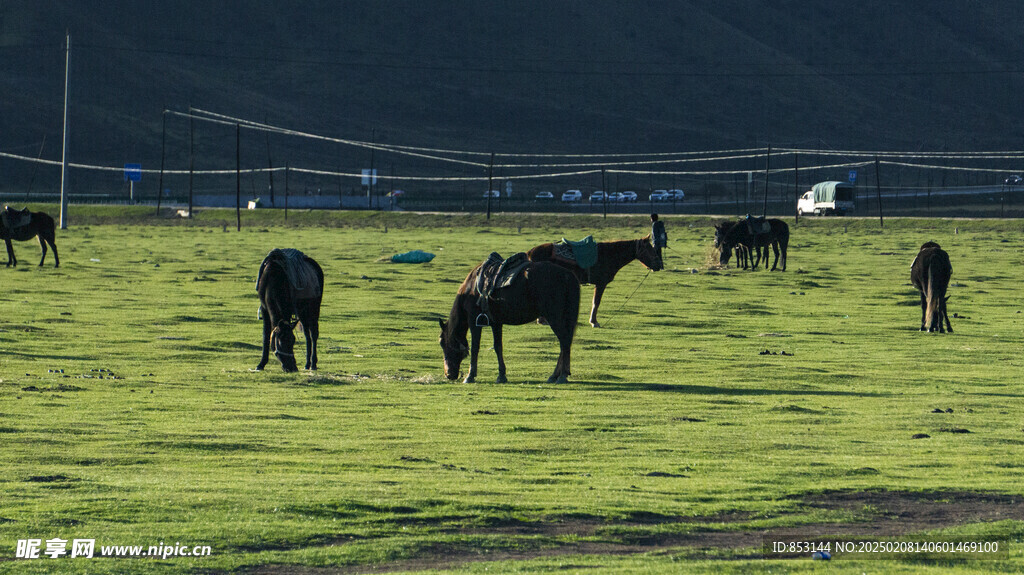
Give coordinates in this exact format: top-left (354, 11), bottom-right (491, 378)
top-left (910, 241), bottom-right (953, 333)
top-left (440, 259), bottom-right (579, 383)
top-left (0, 209), bottom-right (59, 268)
top-left (713, 221), bottom-right (756, 269)
top-left (527, 236), bottom-right (662, 327)
top-left (255, 249), bottom-right (324, 372)
top-left (719, 219), bottom-right (789, 271)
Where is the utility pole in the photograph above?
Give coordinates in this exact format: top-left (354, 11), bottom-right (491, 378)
top-left (235, 123), bottom-right (241, 231)
top-left (188, 110), bottom-right (195, 218)
top-left (58, 33), bottom-right (71, 229)
top-left (486, 152), bottom-right (494, 220)
top-left (761, 144), bottom-right (771, 217)
top-left (156, 111), bottom-right (166, 215)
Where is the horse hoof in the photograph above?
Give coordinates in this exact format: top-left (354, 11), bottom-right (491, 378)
top-left (546, 376), bottom-right (557, 383)
top-left (556, 376), bottom-right (568, 384)
top-left (590, 321), bottom-right (602, 328)
top-left (463, 376), bottom-right (476, 384)
top-left (254, 366), bottom-right (265, 372)
top-left (496, 374), bottom-right (508, 384)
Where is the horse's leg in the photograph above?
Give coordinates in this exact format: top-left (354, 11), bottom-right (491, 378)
top-left (45, 231), bottom-right (59, 268)
top-left (491, 324), bottom-right (507, 383)
top-left (5, 239), bottom-right (15, 267)
top-left (464, 325), bottom-right (482, 383)
top-left (770, 241), bottom-right (780, 271)
top-left (38, 235), bottom-right (47, 267)
top-left (943, 297), bottom-right (953, 333)
top-left (256, 309), bottom-right (271, 370)
top-left (919, 293), bottom-right (927, 331)
top-left (589, 284), bottom-right (607, 328)
top-left (309, 319), bottom-right (319, 369)
top-left (548, 323), bottom-right (572, 384)
top-left (301, 319), bottom-right (315, 370)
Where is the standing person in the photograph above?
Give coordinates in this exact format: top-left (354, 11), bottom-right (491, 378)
top-left (651, 213), bottom-right (667, 257)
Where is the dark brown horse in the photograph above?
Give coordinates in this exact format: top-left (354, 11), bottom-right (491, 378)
top-left (910, 241), bottom-right (953, 333)
top-left (719, 219), bottom-right (789, 271)
top-left (527, 236), bottom-right (663, 327)
top-left (0, 210), bottom-right (59, 268)
top-left (439, 259), bottom-right (579, 383)
top-left (255, 249), bottom-right (324, 372)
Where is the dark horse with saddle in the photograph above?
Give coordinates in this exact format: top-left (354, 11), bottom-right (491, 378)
top-left (526, 234), bottom-right (663, 327)
top-left (1, 206), bottom-right (59, 268)
top-left (716, 216), bottom-right (788, 271)
top-left (440, 252), bottom-right (579, 383)
top-left (255, 248), bottom-right (324, 372)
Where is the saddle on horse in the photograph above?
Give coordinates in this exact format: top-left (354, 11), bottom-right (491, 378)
top-left (743, 215), bottom-right (770, 235)
top-left (553, 235), bottom-right (598, 269)
top-left (1, 206), bottom-right (31, 230)
top-left (258, 248), bottom-right (322, 300)
top-left (473, 252), bottom-right (530, 325)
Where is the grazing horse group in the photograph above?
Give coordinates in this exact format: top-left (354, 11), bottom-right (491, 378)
top-left (715, 218), bottom-right (789, 271)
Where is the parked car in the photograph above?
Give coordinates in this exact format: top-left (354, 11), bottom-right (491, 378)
top-left (620, 191), bottom-right (638, 202)
top-left (797, 181), bottom-right (855, 216)
top-left (649, 190), bottom-right (669, 201)
top-left (667, 189), bottom-right (685, 200)
top-left (561, 189), bottom-right (583, 202)
top-left (483, 190), bottom-right (499, 198)
top-left (1006, 175), bottom-right (1023, 186)
top-left (535, 191), bottom-right (554, 200)
top-left (589, 191), bottom-right (606, 202)
top-left (606, 192), bottom-right (623, 202)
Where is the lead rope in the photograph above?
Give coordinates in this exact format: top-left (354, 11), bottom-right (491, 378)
top-left (600, 269), bottom-right (652, 328)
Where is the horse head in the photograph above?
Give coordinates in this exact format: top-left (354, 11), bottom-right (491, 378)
top-left (637, 235), bottom-right (664, 271)
top-left (713, 222), bottom-right (730, 248)
top-left (270, 319), bottom-right (299, 372)
top-left (438, 320), bottom-right (468, 380)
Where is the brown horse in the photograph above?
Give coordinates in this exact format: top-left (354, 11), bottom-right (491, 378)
top-left (439, 259), bottom-right (579, 383)
top-left (255, 249), bottom-right (324, 372)
top-left (0, 210), bottom-right (59, 268)
top-left (527, 236), bottom-right (663, 327)
top-left (719, 219), bottom-right (789, 271)
top-left (910, 241), bottom-right (953, 333)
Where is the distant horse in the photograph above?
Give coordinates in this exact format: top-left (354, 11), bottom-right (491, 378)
top-left (439, 259), bottom-right (579, 383)
top-left (0, 209), bottom-right (59, 268)
top-left (527, 236), bottom-right (663, 327)
top-left (719, 219), bottom-right (789, 271)
top-left (713, 221), bottom-right (756, 269)
top-left (255, 249), bottom-right (324, 372)
top-left (910, 241), bottom-right (953, 333)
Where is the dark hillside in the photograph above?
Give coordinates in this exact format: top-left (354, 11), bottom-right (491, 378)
top-left (1, 1), bottom-right (1021, 195)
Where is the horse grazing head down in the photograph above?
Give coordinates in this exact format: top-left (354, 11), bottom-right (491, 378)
top-left (438, 320), bottom-right (469, 380)
top-left (637, 236), bottom-right (664, 271)
top-left (270, 319), bottom-right (299, 372)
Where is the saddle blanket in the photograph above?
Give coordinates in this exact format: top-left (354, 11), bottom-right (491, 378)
top-left (258, 248), bottom-right (322, 300)
top-left (553, 235), bottom-right (597, 269)
top-left (2, 206), bottom-right (31, 230)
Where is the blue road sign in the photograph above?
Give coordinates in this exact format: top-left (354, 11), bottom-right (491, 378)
top-left (124, 163), bottom-right (142, 182)
top-left (848, 170), bottom-right (857, 184)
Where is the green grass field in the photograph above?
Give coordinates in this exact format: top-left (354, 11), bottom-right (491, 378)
top-left (1, 207), bottom-right (1023, 573)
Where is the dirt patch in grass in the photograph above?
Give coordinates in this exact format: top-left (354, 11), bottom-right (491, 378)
top-left (238, 489), bottom-right (1024, 574)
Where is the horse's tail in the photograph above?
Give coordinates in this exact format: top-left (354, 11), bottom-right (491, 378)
top-left (924, 264), bottom-right (938, 331)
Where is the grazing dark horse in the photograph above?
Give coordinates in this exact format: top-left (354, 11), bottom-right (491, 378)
top-left (439, 259), bottom-right (579, 383)
top-left (713, 221), bottom-right (756, 269)
top-left (527, 236), bottom-right (663, 327)
top-left (910, 241), bottom-right (953, 333)
top-left (255, 249), bottom-right (324, 372)
top-left (0, 209), bottom-right (59, 268)
top-left (719, 219), bottom-right (789, 271)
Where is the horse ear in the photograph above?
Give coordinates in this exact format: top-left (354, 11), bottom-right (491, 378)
top-left (438, 319), bottom-right (447, 331)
